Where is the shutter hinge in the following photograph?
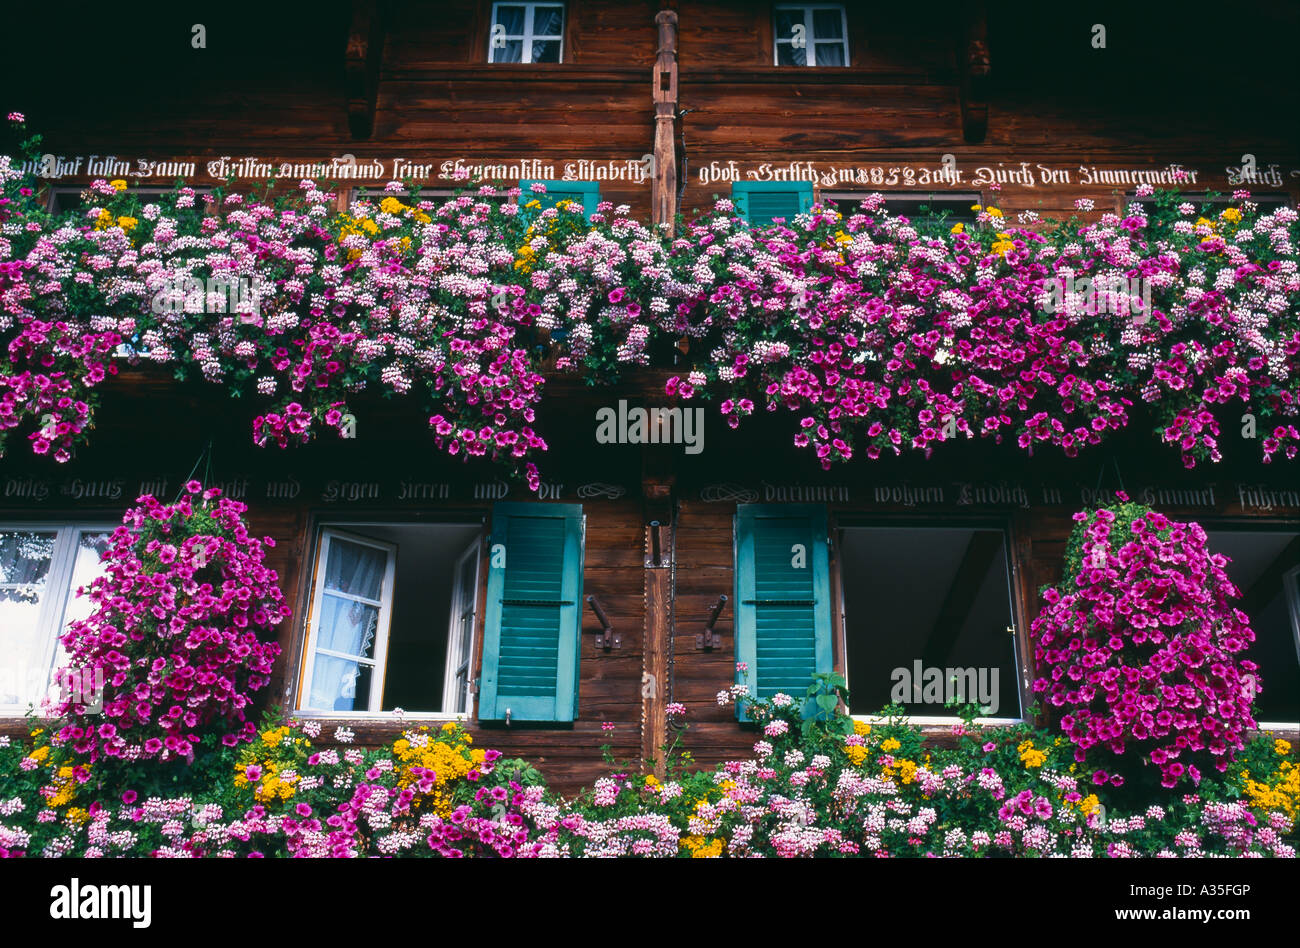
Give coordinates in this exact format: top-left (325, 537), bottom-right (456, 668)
top-left (471, 676), bottom-right (480, 695)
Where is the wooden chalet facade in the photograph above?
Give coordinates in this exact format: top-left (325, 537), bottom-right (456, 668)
top-left (2, 1), bottom-right (1299, 794)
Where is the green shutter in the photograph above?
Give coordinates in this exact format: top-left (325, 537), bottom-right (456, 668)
top-left (734, 504), bottom-right (833, 720)
top-left (732, 181), bottom-right (814, 225)
top-left (518, 180), bottom-right (600, 221)
top-left (479, 502), bottom-right (584, 722)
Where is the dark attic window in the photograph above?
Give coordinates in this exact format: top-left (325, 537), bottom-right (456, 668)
top-left (825, 191), bottom-right (983, 228)
top-left (297, 522), bottom-right (483, 717)
top-left (488, 2), bottom-right (566, 64)
top-left (1204, 529), bottom-right (1300, 728)
top-left (774, 4), bottom-right (850, 67)
top-left (839, 525), bottom-right (1023, 721)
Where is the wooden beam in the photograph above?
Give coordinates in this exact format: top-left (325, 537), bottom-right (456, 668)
top-left (345, 0), bottom-right (386, 141)
top-left (642, 523), bottom-right (671, 777)
top-left (920, 530), bottom-right (1005, 669)
top-left (959, 1), bottom-right (990, 144)
top-left (1238, 534), bottom-right (1300, 618)
top-left (651, 10), bottom-right (679, 232)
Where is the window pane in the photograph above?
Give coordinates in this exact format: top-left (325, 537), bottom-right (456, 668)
top-left (45, 532), bottom-right (112, 701)
top-left (0, 531), bottom-right (56, 706)
top-left (493, 5), bottom-right (526, 33)
top-left (493, 39), bottom-right (524, 63)
top-left (841, 527), bottom-right (1020, 718)
top-left (815, 42), bottom-right (846, 66)
top-left (533, 6), bottom-right (564, 36)
top-left (317, 594), bottom-right (380, 658)
top-left (309, 654), bottom-right (373, 712)
top-left (1205, 531), bottom-right (1300, 725)
top-left (774, 9), bottom-right (800, 39)
top-left (324, 538), bottom-right (386, 601)
top-left (813, 8), bottom-right (844, 38)
top-left (530, 40), bottom-right (561, 63)
top-left (777, 43), bottom-right (805, 67)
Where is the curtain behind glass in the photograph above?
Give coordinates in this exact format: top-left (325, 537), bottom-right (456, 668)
top-left (0, 531), bottom-right (56, 706)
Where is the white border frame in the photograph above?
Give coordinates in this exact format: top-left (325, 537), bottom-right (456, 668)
top-left (441, 538), bottom-right (482, 715)
top-left (298, 528), bottom-right (398, 715)
top-left (0, 523), bottom-right (115, 715)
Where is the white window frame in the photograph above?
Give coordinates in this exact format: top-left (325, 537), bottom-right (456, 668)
top-left (441, 540), bottom-right (482, 715)
top-left (0, 523), bottom-right (114, 716)
top-left (838, 523), bottom-right (1026, 726)
top-left (773, 4), bottom-right (850, 67)
top-left (295, 523), bottom-right (485, 721)
top-left (298, 528), bottom-right (398, 717)
top-left (487, 2), bottom-right (566, 64)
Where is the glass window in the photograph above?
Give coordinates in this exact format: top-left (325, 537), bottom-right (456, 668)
top-left (839, 525), bottom-right (1022, 721)
top-left (489, 3), bottom-right (565, 64)
top-left (1204, 530), bottom-right (1300, 728)
top-left (824, 192), bottom-right (983, 229)
top-left (774, 5), bottom-right (850, 67)
top-left (0, 526), bottom-right (112, 713)
top-left (298, 523), bottom-right (483, 716)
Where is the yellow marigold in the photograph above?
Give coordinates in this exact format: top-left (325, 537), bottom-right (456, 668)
top-left (833, 230), bottom-right (852, 246)
top-left (853, 720), bottom-right (871, 736)
top-left (441, 722), bottom-right (458, 733)
top-left (93, 208), bottom-right (114, 230)
top-left (880, 738), bottom-right (901, 753)
top-left (950, 222), bottom-right (964, 234)
top-left (897, 759), bottom-right (918, 784)
top-left (844, 745), bottom-right (869, 766)
top-left (30, 746), bottom-right (50, 763)
top-left (1275, 739), bottom-right (1292, 756)
top-left (524, 199), bottom-right (541, 210)
top-left (412, 210), bottom-right (431, 224)
top-left (379, 196), bottom-right (408, 215)
top-left (969, 204), bottom-right (982, 212)
top-left (645, 775), bottom-right (660, 788)
top-left (1220, 207), bottom-right (1242, 223)
top-left (1077, 794), bottom-right (1100, 815)
top-left (65, 807), bottom-right (90, 825)
top-left (109, 179), bottom-right (128, 192)
top-left (986, 207), bottom-right (1003, 218)
top-left (116, 216), bottom-right (138, 231)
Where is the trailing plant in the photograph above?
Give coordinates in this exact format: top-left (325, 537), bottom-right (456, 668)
top-left (1, 113), bottom-right (1297, 486)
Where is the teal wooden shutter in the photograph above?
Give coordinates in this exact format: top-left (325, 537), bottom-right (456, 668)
top-left (479, 503), bottom-right (584, 722)
top-left (731, 181), bottom-right (814, 225)
top-left (518, 180), bottom-right (600, 221)
top-left (734, 504), bottom-right (833, 720)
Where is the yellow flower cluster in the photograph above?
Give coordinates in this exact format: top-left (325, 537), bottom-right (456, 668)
top-left (1242, 753), bottom-right (1300, 819)
top-left (45, 765), bottom-right (82, 808)
top-left (844, 745), bottom-right (869, 767)
top-left (234, 727), bottom-right (309, 802)
top-left (514, 198), bottom-right (578, 273)
top-left (681, 835), bottom-right (725, 857)
top-left (92, 209), bottom-right (137, 232)
top-left (991, 232), bottom-right (1015, 257)
top-left (1017, 740), bottom-right (1047, 768)
top-left (853, 720), bottom-right (871, 736)
top-left (879, 737), bottom-right (901, 754)
top-left (1219, 206), bottom-right (1242, 224)
top-left (109, 179), bottom-right (128, 192)
top-left (390, 722), bottom-right (479, 816)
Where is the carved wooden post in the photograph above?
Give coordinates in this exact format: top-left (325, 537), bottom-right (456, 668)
top-left (652, 10), bottom-right (679, 233)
